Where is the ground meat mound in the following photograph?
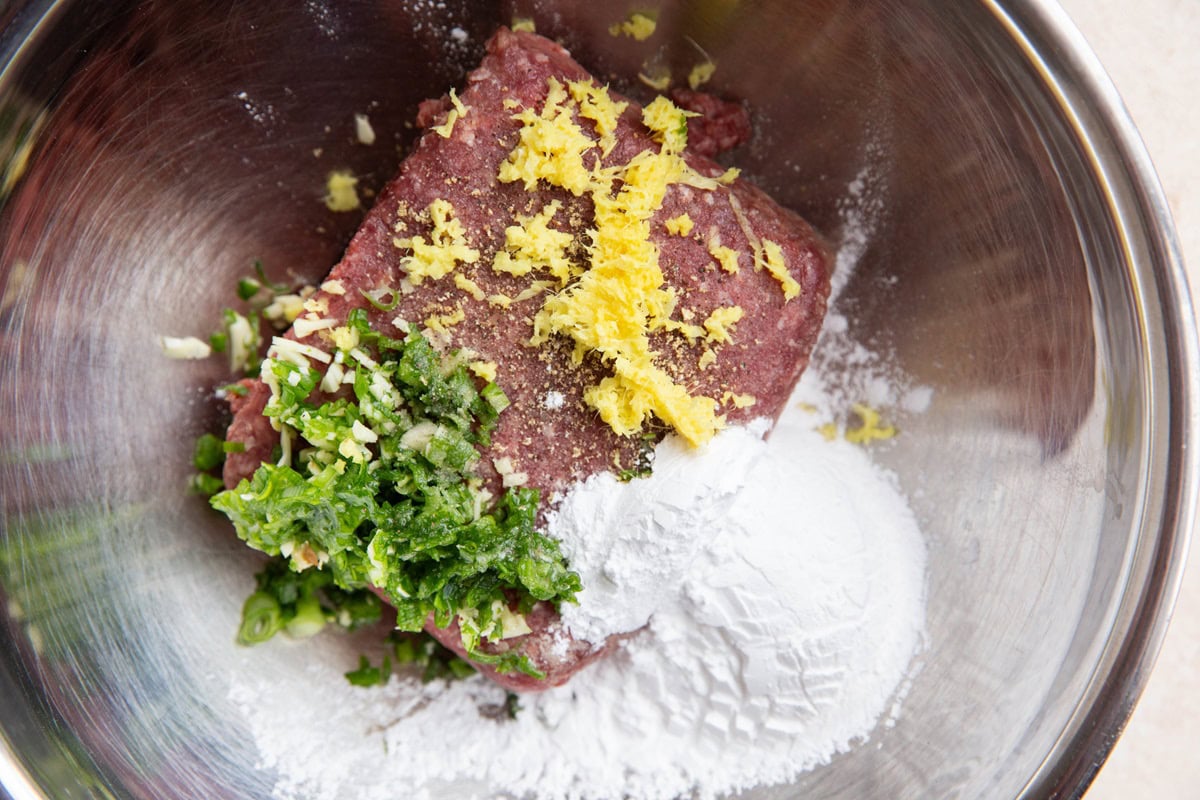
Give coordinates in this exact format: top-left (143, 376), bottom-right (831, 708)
top-left (223, 28), bottom-right (831, 691)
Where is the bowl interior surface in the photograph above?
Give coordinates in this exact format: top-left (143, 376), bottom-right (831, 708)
top-left (0, 1), bottom-right (1192, 798)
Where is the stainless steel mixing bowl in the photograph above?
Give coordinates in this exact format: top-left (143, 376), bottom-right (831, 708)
top-left (0, 1), bottom-right (1194, 798)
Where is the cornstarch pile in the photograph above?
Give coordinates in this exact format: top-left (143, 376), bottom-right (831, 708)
top-left (228, 164), bottom-right (929, 800)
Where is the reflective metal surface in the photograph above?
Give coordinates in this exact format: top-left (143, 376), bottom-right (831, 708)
top-left (0, 1), bottom-right (1194, 798)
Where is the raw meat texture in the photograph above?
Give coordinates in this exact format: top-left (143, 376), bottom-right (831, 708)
top-left (668, 87), bottom-right (753, 159)
top-left (223, 28), bottom-right (830, 691)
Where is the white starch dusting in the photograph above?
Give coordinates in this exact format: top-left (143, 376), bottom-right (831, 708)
top-left (228, 374), bottom-right (927, 800)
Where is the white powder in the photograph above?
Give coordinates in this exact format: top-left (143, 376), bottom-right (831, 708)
top-left (227, 385), bottom-right (927, 800)
top-left (551, 418), bottom-right (771, 644)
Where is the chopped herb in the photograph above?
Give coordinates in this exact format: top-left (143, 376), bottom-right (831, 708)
top-left (285, 594), bottom-right (327, 638)
top-left (448, 657), bottom-right (477, 680)
top-left (505, 691), bottom-right (522, 719)
top-left (480, 382), bottom-right (510, 414)
top-left (188, 472), bottom-right (225, 496)
top-left (253, 259), bottom-right (292, 294)
top-left (345, 633), bottom-right (474, 688)
top-left (193, 433), bottom-right (225, 471)
top-left (235, 557), bottom-right (383, 647)
top-left (617, 432), bottom-right (657, 481)
top-left (212, 319), bottom-right (579, 678)
top-left (237, 278), bottom-right (262, 301)
top-left (238, 590), bottom-right (284, 644)
top-left (345, 654), bottom-right (391, 687)
top-left (360, 287), bottom-right (402, 312)
top-left (190, 432), bottom-right (231, 496)
top-left (388, 631), bottom-right (476, 684)
top-left (219, 382), bottom-right (250, 398)
top-left (209, 332), bottom-right (228, 353)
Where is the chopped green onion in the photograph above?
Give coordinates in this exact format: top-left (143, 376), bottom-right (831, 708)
top-left (237, 278), bottom-right (262, 301)
top-left (238, 591), bottom-right (284, 644)
top-left (448, 658), bottom-right (477, 680)
top-left (504, 691), bottom-right (522, 719)
top-left (284, 594), bottom-right (327, 639)
top-left (188, 473), bottom-right (225, 496)
top-left (481, 383), bottom-right (510, 413)
top-left (359, 287), bottom-right (402, 312)
top-left (193, 433), bottom-right (225, 471)
top-left (209, 332), bottom-right (228, 353)
top-left (391, 636), bottom-right (417, 664)
top-left (253, 259), bottom-right (292, 293)
top-left (345, 654), bottom-right (393, 687)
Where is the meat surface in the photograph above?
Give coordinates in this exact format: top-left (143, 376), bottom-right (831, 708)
top-left (668, 87), bottom-right (753, 159)
top-left (224, 28), bottom-right (830, 691)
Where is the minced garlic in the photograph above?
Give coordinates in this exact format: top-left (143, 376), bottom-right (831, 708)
top-left (159, 335), bottom-right (211, 360)
top-left (609, 12), bottom-right (656, 40)
top-left (324, 170), bottom-right (360, 212)
top-left (688, 60), bottom-right (717, 90)
top-left (845, 404), bottom-right (897, 444)
top-left (303, 295), bottom-right (330, 314)
top-left (453, 273), bottom-right (487, 301)
top-left (638, 70), bottom-right (672, 92)
top-left (393, 199), bottom-right (480, 285)
top-left (702, 306), bottom-right (744, 344)
top-left (292, 314), bottom-right (338, 339)
top-left (492, 200), bottom-right (575, 284)
top-left (664, 214), bottom-right (694, 236)
top-left (431, 89), bottom-right (468, 138)
top-left (721, 391), bottom-right (756, 409)
top-left (425, 308), bottom-right (466, 332)
top-left (354, 113), bottom-right (376, 146)
top-left (759, 240), bottom-right (801, 300)
top-left (329, 325), bottom-right (360, 352)
top-left (264, 293), bottom-right (306, 325)
top-left (709, 240), bottom-right (741, 274)
top-left (469, 361), bottom-right (498, 382)
top-left (497, 79), bottom-right (740, 446)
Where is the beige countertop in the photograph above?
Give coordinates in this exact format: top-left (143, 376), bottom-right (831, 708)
top-left (1054, 0), bottom-right (1200, 797)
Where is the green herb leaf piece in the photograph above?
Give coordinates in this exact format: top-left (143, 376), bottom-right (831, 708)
top-left (284, 594), bottom-right (327, 639)
top-left (345, 654), bottom-right (389, 687)
top-left (193, 433), bottom-right (225, 471)
top-left (237, 278), bottom-right (262, 301)
top-left (188, 473), bottom-right (225, 496)
top-left (253, 259), bottom-right (292, 294)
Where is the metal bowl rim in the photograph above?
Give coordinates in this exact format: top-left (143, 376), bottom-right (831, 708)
top-left (0, 1), bottom-right (1196, 798)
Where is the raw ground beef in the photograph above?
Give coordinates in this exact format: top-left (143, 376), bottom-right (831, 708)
top-left (223, 28), bottom-right (831, 691)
